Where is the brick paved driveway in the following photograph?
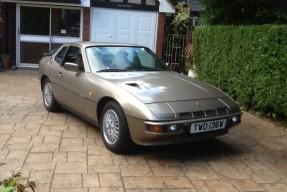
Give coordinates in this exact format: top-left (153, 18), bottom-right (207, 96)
top-left (0, 69), bottom-right (286, 192)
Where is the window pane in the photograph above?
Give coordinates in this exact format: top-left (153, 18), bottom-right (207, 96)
top-left (20, 42), bottom-right (49, 64)
top-left (51, 8), bottom-right (81, 37)
top-left (111, 0), bottom-right (124, 2)
top-left (128, 0), bottom-right (141, 4)
top-left (20, 7), bottom-right (49, 35)
top-left (55, 46), bottom-right (69, 65)
top-left (146, 0), bottom-right (156, 6)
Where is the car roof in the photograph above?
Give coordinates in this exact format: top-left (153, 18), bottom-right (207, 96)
top-left (66, 41), bottom-right (146, 49)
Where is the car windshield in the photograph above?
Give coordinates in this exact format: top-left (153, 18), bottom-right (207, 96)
top-left (85, 46), bottom-right (169, 73)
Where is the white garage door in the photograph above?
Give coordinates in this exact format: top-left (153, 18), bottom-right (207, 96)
top-left (91, 8), bottom-right (158, 51)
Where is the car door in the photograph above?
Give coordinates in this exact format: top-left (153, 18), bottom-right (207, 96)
top-left (52, 45), bottom-right (87, 115)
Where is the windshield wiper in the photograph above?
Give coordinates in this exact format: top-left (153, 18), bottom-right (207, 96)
top-left (139, 68), bottom-right (166, 71)
top-left (97, 69), bottom-right (128, 72)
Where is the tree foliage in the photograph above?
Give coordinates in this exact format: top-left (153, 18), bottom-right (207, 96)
top-left (198, 0), bottom-right (287, 25)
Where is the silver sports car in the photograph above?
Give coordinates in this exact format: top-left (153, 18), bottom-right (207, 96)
top-left (39, 42), bottom-right (242, 154)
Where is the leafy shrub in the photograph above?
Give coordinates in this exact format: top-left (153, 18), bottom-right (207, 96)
top-left (0, 163), bottom-right (36, 192)
top-left (193, 25), bottom-right (287, 118)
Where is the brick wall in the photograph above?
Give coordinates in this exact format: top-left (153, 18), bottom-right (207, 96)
top-left (156, 13), bottom-right (165, 58)
top-left (83, 8), bottom-right (90, 41)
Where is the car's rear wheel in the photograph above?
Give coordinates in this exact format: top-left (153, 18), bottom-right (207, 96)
top-left (101, 101), bottom-right (133, 154)
top-left (43, 79), bottom-right (60, 112)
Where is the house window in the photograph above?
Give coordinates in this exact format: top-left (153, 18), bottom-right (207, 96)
top-left (20, 6), bottom-right (50, 35)
top-left (51, 8), bottom-right (81, 37)
top-left (19, 5), bottom-right (81, 66)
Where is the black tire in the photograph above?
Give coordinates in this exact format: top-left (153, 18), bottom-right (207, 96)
top-left (43, 79), bottom-right (61, 112)
top-left (100, 101), bottom-right (133, 154)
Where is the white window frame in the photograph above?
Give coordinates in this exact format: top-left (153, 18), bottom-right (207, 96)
top-left (16, 4), bottom-right (83, 68)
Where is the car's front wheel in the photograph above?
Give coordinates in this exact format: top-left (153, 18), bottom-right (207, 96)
top-left (43, 79), bottom-right (60, 112)
top-left (100, 101), bottom-right (133, 154)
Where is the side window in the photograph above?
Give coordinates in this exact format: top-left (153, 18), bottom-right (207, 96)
top-left (64, 46), bottom-right (81, 63)
top-left (137, 50), bottom-right (154, 68)
top-left (64, 46), bottom-right (84, 71)
top-left (54, 46), bottom-right (68, 65)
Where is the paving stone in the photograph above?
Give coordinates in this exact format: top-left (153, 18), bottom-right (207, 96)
top-left (51, 173), bottom-right (82, 188)
top-left (89, 187), bottom-right (125, 192)
top-left (99, 173), bottom-right (123, 187)
top-left (215, 168), bottom-right (251, 180)
top-left (151, 166), bottom-right (185, 176)
top-left (162, 176), bottom-right (195, 189)
top-left (125, 155), bottom-right (148, 165)
top-left (123, 176), bottom-right (165, 189)
top-left (31, 144), bottom-right (59, 153)
top-left (22, 162), bottom-right (56, 172)
top-left (88, 155), bottom-right (114, 166)
top-left (6, 149), bottom-right (29, 160)
top-left (43, 136), bottom-right (62, 144)
top-left (50, 189), bottom-right (88, 192)
top-left (30, 170), bottom-right (54, 184)
top-left (52, 152), bottom-right (67, 162)
top-left (0, 159), bottom-right (24, 171)
top-left (68, 152), bottom-right (87, 162)
top-left (61, 137), bottom-right (84, 146)
top-left (55, 162), bottom-right (87, 173)
top-left (184, 164), bottom-right (219, 180)
top-left (88, 165), bottom-right (120, 173)
top-left (120, 165), bottom-right (153, 176)
top-left (262, 183), bottom-right (287, 192)
top-left (26, 152), bottom-right (53, 163)
top-left (251, 169), bottom-right (282, 184)
top-left (30, 136), bottom-right (44, 144)
top-left (192, 180), bottom-right (238, 192)
top-left (83, 173), bottom-right (100, 187)
top-left (6, 136), bottom-right (32, 145)
top-left (88, 145), bottom-right (112, 155)
top-left (231, 179), bottom-right (265, 191)
top-left (59, 145), bottom-right (88, 152)
top-left (63, 130), bottom-right (87, 138)
top-left (0, 150), bottom-right (9, 159)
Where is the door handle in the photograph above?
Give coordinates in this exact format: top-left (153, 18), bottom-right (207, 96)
top-left (57, 72), bottom-right (62, 78)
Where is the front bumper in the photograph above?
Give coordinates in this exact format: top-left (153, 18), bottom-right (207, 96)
top-left (127, 112), bottom-right (242, 146)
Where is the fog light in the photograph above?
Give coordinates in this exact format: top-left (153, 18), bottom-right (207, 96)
top-left (232, 116), bottom-right (238, 123)
top-left (167, 125), bottom-right (177, 132)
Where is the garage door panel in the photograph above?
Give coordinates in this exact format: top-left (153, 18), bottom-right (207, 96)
top-left (91, 8), bottom-right (157, 51)
top-left (137, 36), bottom-right (152, 48)
top-left (115, 34), bottom-right (130, 43)
top-left (116, 15), bottom-right (132, 30)
top-left (92, 9), bottom-right (113, 42)
top-left (138, 16), bottom-right (154, 31)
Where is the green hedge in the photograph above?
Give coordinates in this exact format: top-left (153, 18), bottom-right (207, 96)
top-left (192, 25), bottom-right (287, 117)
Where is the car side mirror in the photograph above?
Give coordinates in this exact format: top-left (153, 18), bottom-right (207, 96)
top-left (64, 62), bottom-right (80, 72)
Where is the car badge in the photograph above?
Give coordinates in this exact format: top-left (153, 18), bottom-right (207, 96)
top-left (196, 102), bottom-right (201, 106)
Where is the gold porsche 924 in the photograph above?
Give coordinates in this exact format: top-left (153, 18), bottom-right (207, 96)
top-left (39, 42), bottom-right (242, 154)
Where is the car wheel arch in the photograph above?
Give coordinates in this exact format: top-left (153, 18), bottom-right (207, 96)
top-left (97, 96), bottom-right (116, 122)
top-left (40, 75), bottom-right (49, 91)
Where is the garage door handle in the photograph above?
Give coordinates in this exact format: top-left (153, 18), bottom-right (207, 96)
top-left (57, 72), bottom-right (62, 78)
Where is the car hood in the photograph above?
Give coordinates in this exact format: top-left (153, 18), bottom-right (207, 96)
top-left (97, 71), bottom-right (230, 103)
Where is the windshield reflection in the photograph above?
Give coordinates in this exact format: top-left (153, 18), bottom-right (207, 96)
top-left (86, 46), bottom-right (169, 73)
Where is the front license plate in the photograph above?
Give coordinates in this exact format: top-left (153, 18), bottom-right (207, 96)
top-left (190, 119), bottom-right (226, 134)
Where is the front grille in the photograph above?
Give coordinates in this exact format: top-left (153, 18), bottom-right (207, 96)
top-left (179, 107), bottom-right (229, 119)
